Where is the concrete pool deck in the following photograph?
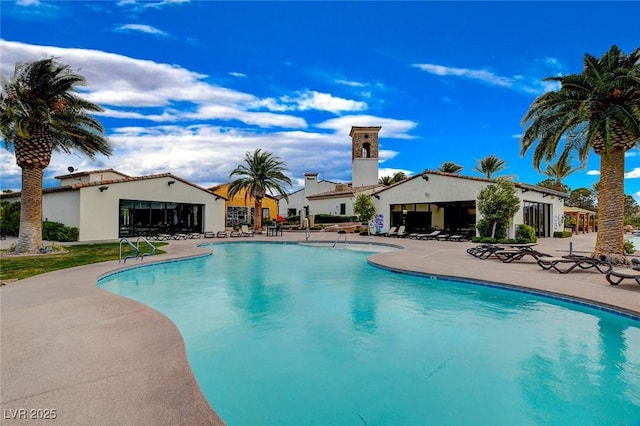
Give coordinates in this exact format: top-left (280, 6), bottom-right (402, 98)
top-left (1, 232), bottom-right (639, 425)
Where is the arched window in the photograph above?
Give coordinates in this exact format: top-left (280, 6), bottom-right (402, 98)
top-left (362, 142), bottom-right (371, 158)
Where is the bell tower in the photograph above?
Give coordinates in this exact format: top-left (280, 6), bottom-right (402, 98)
top-left (350, 126), bottom-right (380, 187)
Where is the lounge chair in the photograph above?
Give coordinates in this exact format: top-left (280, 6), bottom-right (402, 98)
top-left (216, 230), bottom-right (228, 238)
top-left (383, 227), bottom-right (398, 237)
top-left (203, 231), bottom-right (215, 238)
top-left (448, 234), bottom-right (467, 242)
top-left (188, 232), bottom-right (201, 239)
top-left (495, 247), bottom-right (550, 263)
top-left (395, 226), bottom-right (408, 238)
top-left (606, 268), bottom-right (640, 285)
top-left (230, 229), bottom-right (242, 237)
top-left (436, 233), bottom-right (450, 241)
top-left (466, 244), bottom-right (503, 259)
top-left (417, 230), bottom-right (441, 240)
top-left (536, 256), bottom-right (612, 274)
top-left (240, 225), bottom-right (254, 237)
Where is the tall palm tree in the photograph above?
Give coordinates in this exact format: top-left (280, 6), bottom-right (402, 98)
top-left (378, 171), bottom-right (407, 186)
top-left (543, 153), bottom-right (583, 192)
top-left (228, 148), bottom-right (292, 232)
top-left (521, 45), bottom-right (640, 264)
top-left (438, 161), bottom-right (463, 174)
top-left (473, 154), bottom-right (506, 179)
top-left (0, 58), bottom-right (111, 254)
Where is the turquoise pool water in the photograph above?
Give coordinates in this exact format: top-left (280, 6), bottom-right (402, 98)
top-left (98, 243), bottom-right (640, 425)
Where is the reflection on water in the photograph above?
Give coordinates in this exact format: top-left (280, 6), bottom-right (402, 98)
top-left (98, 242), bottom-right (640, 425)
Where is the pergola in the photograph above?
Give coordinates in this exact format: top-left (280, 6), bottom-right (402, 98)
top-left (564, 206), bottom-right (596, 234)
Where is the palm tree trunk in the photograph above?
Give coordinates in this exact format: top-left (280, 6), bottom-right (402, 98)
top-left (594, 149), bottom-right (625, 263)
top-left (16, 167), bottom-right (44, 254)
top-left (254, 199), bottom-right (263, 232)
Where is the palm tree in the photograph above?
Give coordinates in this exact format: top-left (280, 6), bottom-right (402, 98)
top-left (543, 153), bottom-right (583, 192)
top-left (473, 154), bottom-right (506, 179)
top-left (378, 171), bottom-right (407, 186)
top-left (228, 148), bottom-right (292, 232)
top-left (438, 161), bottom-right (463, 174)
top-left (0, 58), bottom-right (111, 254)
top-left (520, 45), bottom-right (640, 264)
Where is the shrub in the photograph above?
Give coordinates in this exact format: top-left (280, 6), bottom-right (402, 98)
top-left (285, 215), bottom-right (300, 224)
top-left (313, 214), bottom-right (358, 224)
top-left (471, 236), bottom-right (482, 243)
top-left (480, 237), bottom-right (497, 244)
top-left (515, 224), bottom-right (537, 243)
top-left (553, 231), bottom-right (572, 238)
top-left (624, 240), bottom-right (635, 254)
top-left (476, 218), bottom-right (507, 240)
top-left (0, 201), bottom-right (20, 236)
top-left (42, 221), bottom-right (79, 242)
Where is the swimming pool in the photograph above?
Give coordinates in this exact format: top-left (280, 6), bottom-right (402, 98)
top-left (98, 242), bottom-right (640, 425)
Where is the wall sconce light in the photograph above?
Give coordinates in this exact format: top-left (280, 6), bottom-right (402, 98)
top-left (167, 180), bottom-right (176, 186)
top-left (373, 194), bottom-right (380, 200)
top-left (99, 186), bottom-right (109, 192)
top-left (422, 175), bottom-right (429, 181)
top-left (215, 196), bottom-right (221, 200)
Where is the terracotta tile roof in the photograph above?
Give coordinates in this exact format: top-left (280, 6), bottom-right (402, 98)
top-left (307, 183), bottom-right (384, 199)
top-left (372, 170), bottom-right (570, 198)
top-left (0, 172), bottom-right (228, 200)
top-left (53, 168), bottom-right (130, 180)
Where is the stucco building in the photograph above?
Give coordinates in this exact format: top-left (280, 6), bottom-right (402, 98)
top-left (281, 125), bottom-right (568, 238)
top-left (0, 169), bottom-right (226, 241)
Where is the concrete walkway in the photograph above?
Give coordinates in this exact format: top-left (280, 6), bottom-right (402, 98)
top-left (1, 232), bottom-right (638, 425)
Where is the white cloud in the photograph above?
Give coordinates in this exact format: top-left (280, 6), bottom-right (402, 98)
top-left (413, 63), bottom-right (513, 87)
top-left (316, 115), bottom-right (417, 139)
top-left (257, 90), bottom-right (367, 114)
top-left (114, 24), bottom-right (170, 37)
top-left (413, 62), bottom-right (561, 95)
top-left (0, 40), bottom-right (304, 128)
top-left (625, 168), bottom-right (640, 178)
top-left (378, 168), bottom-right (414, 179)
top-left (229, 72), bottom-right (247, 78)
top-left (17, 0), bottom-right (40, 5)
top-left (335, 79), bottom-right (366, 87)
top-left (587, 170), bottom-right (601, 176)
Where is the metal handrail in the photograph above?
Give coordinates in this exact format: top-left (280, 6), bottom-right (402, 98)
top-left (332, 230), bottom-right (347, 248)
top-left (136, 236), bottom-right (156, 260)
top-left (119, 238), bottom-right (139, 263)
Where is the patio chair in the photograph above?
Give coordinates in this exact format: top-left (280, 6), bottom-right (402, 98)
top-left (230, 229), bottom-right (242, 237)
top-left (240, 225), bottom-right (254, 237)
top-left (495, 247), bottom-right (551, 263)
top-left (417, 230), bottom-right (441, 240)
top-left (606, 268), bottom-right (640, 286)
top-left (216, 230), bottom-right (228, 238)
top-left (466, 244), bottom-right (503, 259)
top-left (448, 234), bottom-right (467, 242)
top-left (536, 256), bottom-right (612, 274)
top-left (203, 231), bottom-right (215, 238)
top-left (396, 226), bottom-right (408, 238)
top-left (383, 226), bottom-right (398, 237)
top-left (436, 233), bottom-right (450, 241)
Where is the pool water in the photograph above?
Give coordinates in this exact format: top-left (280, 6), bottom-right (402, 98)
top-left (98, 243), bottom-right (640, 425)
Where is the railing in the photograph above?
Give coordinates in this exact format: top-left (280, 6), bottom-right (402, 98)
top-left (332, 230), bottom-right (347, 248)
top-left (136, 236), bottom-right (156, 260)
top-left (119, 238), bottom-right (139, 264)
top-left (119, 237), bottom-right (156, 263)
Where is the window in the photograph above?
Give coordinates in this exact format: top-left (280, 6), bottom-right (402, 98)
top-left (340, 203), bottom-right (346, 215)
top-left (362, 142), bottom-right (371, 158)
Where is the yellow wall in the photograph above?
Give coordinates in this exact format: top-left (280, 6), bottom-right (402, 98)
top-left (210, 183), bottom-right (279, 221)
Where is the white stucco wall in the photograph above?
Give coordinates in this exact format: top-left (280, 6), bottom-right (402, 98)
top-left (279, 180), bottom-right (339, 217)
top-left (43, 191), bottom-right (81, 227)
top-left (74, 177), bottom-right (224, 241)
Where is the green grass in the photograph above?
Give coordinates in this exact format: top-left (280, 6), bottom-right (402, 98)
top-left (0, 242), bottom-right (167, 281)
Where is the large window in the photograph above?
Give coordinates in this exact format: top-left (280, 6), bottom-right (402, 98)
top-left (226, 206), bottom-right (254, 228)
top-left (119, 199), bottom-right (203, 237)
top-left (523, 201), bottom-right (551, 237)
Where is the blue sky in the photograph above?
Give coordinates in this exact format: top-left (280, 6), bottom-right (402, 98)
top-left (1, 0), bottom-right (639, 199)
